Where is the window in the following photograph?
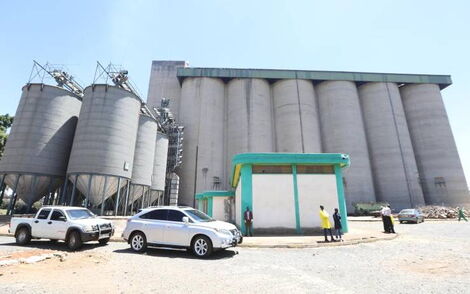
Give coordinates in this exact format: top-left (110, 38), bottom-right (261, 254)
top-left (184, 209), bottom-right (213, 222)
top-left (67, 209), bottom-right (94, 220)
top-left (140, 209), bottom-right (168, 220)
top-left (37, 209), bottom-right (51, 220)
top-left (50, 210), bottom-right (66, 221)
top-left (434, 177), bottom-right (446, 188)
top-left (167, 210), bottom-right (186, 222)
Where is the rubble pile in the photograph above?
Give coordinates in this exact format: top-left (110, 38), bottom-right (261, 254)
top-left (419, 206), bottom-right (466, 219)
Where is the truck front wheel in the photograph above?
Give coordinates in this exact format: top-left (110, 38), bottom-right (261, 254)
top-left (15, 227), bottom-right (31, 245)
top-left (67, 231), bottom-right (83, 251)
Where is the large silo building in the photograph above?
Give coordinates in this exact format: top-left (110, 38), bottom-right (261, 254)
top-left (147, 60), bottom-right (469, 211)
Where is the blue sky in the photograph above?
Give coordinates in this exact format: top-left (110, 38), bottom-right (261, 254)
top-left (1, 0), bottom-right (469, 182)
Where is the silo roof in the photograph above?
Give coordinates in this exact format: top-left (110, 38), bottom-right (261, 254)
top-left (177, 67), bottom-right (452, 89)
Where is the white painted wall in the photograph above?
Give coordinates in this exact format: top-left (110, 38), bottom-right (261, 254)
top-left (252, 174), bottom-right (296, 229)
top-left (212, 197), bottom-right (230, 221)
top-left (297, 174), bottom-right (338, 228)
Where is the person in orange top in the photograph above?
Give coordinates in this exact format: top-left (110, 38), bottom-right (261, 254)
top-left (319, 205), bottom-right (334, 242)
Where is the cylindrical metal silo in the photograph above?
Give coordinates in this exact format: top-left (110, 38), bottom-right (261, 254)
top-left (316, 81), bottom-right (376, 209)
top-left (128, 115), bottom-right (158, 207)
top-left (0, 83), bottom-right (81, 206)
top-left (66, 84), bottom-right (141, 207)
top-left (400, 84), bottom-right (469, 206)
top-left (149, 132), bottom-right (169, 205)
top-left (272, 79), bottom-right (322, 153)
top-left (178, 77), bottom-right (225, 206)
top-left (226, 78), bottom-right (274, 174)
top-left (359, 82), bottom-right (425, 210)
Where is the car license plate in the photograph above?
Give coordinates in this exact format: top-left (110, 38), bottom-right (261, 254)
top-left (101, 233), bottom-right (110, 238)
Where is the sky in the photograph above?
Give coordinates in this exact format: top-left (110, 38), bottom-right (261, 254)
top-left (0, 0), bottom-right (469, 183)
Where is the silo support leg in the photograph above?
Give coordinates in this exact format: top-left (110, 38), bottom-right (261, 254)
top-left (124, 181), bottom-right (130, 216)
top-left (7, 175), bottom-right (21, 215)
top-left (114, 177), bottom-right (122, 216)
top-left (70, 175), bottom-right (78, 206)
top-left (100, 176), bottom-right (108, 216)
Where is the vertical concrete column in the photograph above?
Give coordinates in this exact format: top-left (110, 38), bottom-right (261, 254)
top-left (178, 77), bottom-right (225, 206)
top-left (146, 60), bottom-right (187, 120)
top-left (316, 81), bottom-right (376, 210)
top-left (400, 84), bottom-right (469, 206)
top-left (272, 79), bottom-right (322, 153)
top-left (226, 78), bottom-right (274, 176)
top-left (359, 82), bottom-right (425, 209)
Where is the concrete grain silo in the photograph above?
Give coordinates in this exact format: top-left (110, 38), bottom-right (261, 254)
top-left (400, 84), bottom-right (469, 206)
top-left (0, 84), bottom-right (81, 206)
top-left (66, 85), bottom-right (141, 207)
top-left (178, 77), bottom-right (225, 206)
top-left (128, 115), bottom-right (158, 210)
top-left (272, 79), bottom-right (322, 153)
top-left (149, 132), bottom-right (169, 205)
top-left (226, 78), bottom-right (274, 172)
top-left (316, 81), bottom-right (376, 209)
top-left (359, 82), bottom-right (425, 210)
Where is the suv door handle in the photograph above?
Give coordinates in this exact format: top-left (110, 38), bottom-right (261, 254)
top-left (34, 220), bottom-right (39, 223)
top-left (48, 221), bottom-right (52, 224)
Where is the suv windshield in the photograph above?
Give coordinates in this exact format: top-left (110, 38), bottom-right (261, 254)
top-left (184, 209), bottom-right (214, 222)
top-left (400, 209), bottom-right (415, 214)
top-left (66, 209), bottom-right (95, 220)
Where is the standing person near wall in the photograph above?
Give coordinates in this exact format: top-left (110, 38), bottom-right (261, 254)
top-left (381, 205), bottom-right (392, 233)
top-left (388, 205), bottom-right (396, 234)
top-left (319, 205), bottom-right (334, 242)
top-left (333, 208), bottom-right (343, 241)
top-left (244, 206), bottom-right (253, 236)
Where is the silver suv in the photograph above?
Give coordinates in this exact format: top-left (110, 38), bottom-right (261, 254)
top-left (122, 206), bottom-right (242, 257)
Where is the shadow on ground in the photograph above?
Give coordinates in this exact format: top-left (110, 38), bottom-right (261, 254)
top-left (0, 238), bottom-right (107, 252)
top-left (113, 246), bottom-right (239, 260)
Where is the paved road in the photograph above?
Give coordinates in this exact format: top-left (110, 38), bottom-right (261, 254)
top-left (0, 221), bottom-right (469, 293)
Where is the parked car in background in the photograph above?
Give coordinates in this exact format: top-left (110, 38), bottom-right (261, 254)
top-left (123, 206), bottom-right (242, 258)
top-left (9, 206), bottom-right (114, 250)
top-left (398, 209), bottom-right (425, 224)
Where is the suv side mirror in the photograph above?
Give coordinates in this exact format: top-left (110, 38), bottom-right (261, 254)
top-left (58, 216), bottom-right (66, 222)
top-left (182, 216), bottom-right (189, 223)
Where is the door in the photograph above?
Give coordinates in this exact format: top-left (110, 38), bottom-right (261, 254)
top-left (31, 208), bottom-right (51, 238)
top-left (164, 210), bottom-right (190, 246)
top-left (139, 209), bottom-right (168, 244)
top-left (45, 209), bottom-right (68, 240)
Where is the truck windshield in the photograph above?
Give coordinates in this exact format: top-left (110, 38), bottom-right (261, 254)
top-left (184, 209), bottom-right (214, 222)
top-left (66, 209), bottom-right (95, 220)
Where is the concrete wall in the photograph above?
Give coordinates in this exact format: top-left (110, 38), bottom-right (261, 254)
top-left (297, 174), bottom-right (338, 228)
top-left (400, 84), bottom-right (469, 206)
top-left (359, 82), bottom-right (425, 210)
top-left (252, 174), bottom-right (296, 229)
top-left (212, 197), bottom-right (230, 222)
top-left (147, 61), bottom-right (187, 120)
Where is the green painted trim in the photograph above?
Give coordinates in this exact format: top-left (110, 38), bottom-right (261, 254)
top-left (195, 193), bottom-right (204, 200)
top-left (292, 165), bottom-right (302, 234)
top-left (199, 190), bottom-right (235, 197)
top-left (240, 164), bottom-right (253, 235)
top-left (207, 197), bottom-right (213, 217)
top-left (231, 153), bottom-right (350, 188)
top-left (334, 165), bottom-right (348, 233)
top-left (177, 67), bottom-right (452, 89)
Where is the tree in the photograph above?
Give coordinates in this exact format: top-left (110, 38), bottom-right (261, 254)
top-left (0, 114), bottom-right (14, 158)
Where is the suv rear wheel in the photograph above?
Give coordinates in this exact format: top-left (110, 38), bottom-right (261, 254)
top-left (15, 227), bottom-right (31, 245)
top-left (130, 232), bottom-right (147, 253)
top-left (192, 235), bottom-right (212, 258)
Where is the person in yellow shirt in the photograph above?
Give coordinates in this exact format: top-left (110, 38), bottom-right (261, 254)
top-left (319, 205), bottom-right (334, 242)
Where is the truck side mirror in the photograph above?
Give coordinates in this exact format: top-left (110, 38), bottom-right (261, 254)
top-left (58, 216), bottom-right (66, 222)
top-left (182, 216), bottom-right (189, 223)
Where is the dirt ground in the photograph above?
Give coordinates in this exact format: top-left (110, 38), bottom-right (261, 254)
top-left (0, 221), bottom-right (469, 293)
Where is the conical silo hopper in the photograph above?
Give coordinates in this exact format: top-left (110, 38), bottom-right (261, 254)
top-left (0, 84), bottom-right (81, 206)
top-left (128, 114), bottom-right (158, 209)
top-left (66, 85), bottom-right (141, 206)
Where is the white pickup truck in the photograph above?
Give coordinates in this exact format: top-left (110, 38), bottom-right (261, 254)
top-left (9, 206), bottom-right (114, 250)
